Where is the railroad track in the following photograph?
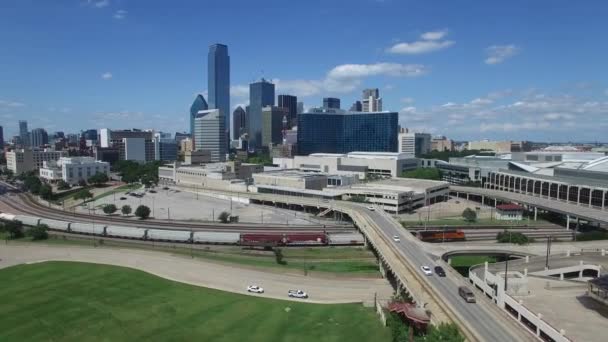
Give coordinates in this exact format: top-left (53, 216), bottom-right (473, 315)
top-left (0, 192), bottom-right (354, 233)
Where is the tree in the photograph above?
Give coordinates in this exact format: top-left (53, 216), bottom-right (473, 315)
top-left (2, 220), bottom-right (24, 239)
top-left (121, 205), bottom-right (132, 216)
top-left (39, 184), bottom-right (53, 200)
top-left (103, 204), bottom-right (118, 215)
top-left (78, 179), bottom-right (88, 187)
top-left (4, 169), bottom-right (14, 180)
top-left (462, 208), bottom-right (477, 222)
top-left (28, 224), bottom-right (49, 241)
top-left (135, 205), bottom-right (151, 219)
top-left (401, 168), bottom-right (442, 180)
top-left (497, 231), bottom-right (532, 245)
top-left (424, 323), bottom-right (465, 342)
top-left (218, 211), bottom-right (231, 223)
top-left (74, 189), bottom-right (94, 204)
top-left (274, 248), bottom-right (287, 265)
top-left (57, 180), bottom-right (70, 190)
top-left (89, 172), bottom-right (109, 186)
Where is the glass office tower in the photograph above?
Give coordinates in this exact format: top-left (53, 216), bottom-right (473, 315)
top-left (277, 94), bottom-right (298, 128)
top-left (190, 94), bottom-right (209, 149)
top-left (297, 111), bottom-right (398, 155)
top-left (208, 44), bottom-right (230, 140)
top-left (248, 79), bottom-right (275, 150)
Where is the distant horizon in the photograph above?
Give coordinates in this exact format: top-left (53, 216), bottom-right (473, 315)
top-left (1, 0), bottom-right (607, 141)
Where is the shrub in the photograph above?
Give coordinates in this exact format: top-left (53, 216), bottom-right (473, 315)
top-left (2, 220), bottom-right (24, 239)
top-left (28, 224), bottom-right (49, 241)
top-left (121, 205), bottom-right (132, 216)
top-left (462, 208), bottom-right (477, 222)
top-left (135, 205), bottom-right (151, 219)
top-left (39, 184), bottom-right (53, 200)
top-left (274, 248), bottom-right (287, 265)
top-left (103, 204), bottom-right (118, 215)
top-left (57, 180), bottom-right (70, 190)
top-left (496, 231), bottom-right (532, 245)
top-left (218, 211), bottom-right (230, 223)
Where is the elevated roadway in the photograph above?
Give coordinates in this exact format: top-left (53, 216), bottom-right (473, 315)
top-left (451, 186), bottom-right (608, 225)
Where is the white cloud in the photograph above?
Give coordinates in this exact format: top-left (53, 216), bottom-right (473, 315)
top-left (543, 113), bottom-right (575, 120)
top-left (101, 72), bottom-right (112, 80)
top-left (470, 98), bottom-right (493, 106)
top-left (485, 44), bottom-right (520, 65)
top-left (230, 85), bottom-right (249, 98)
top-left (85, 0), bottom-right (110, 8)
top-left (113, 10), bottom-right (127, 19)
top-left (387, 30), bottom-right (454, 55)
top-left (479, 121), bottom-right (551, 132)
top-left (421, 30), bottom-right (448, 41)
top-left (0, 100), bottom-right (25, 108)
top-left (401, 97), bottom-right (414, 104)
top-left (327, 63), bottom-right (427, 79)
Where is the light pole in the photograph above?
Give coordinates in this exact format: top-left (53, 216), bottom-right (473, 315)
top-left (504, 254), bottom-right (509, 294)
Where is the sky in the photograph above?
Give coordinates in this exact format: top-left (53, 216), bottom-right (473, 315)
top-left (1, 0), bottom-right (608, 142)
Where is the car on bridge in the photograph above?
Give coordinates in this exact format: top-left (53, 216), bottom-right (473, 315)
top-left (458, 286), bottom-right (476, 303)
top-left (288, 290), bottom-right (308, 298)
top-left (434, 266), bottom-right (446, 277)
top-left (367, 206), bottom-right (375, 211)
top-left (393, 235), bottom-right (401, 242)
top-left (247, 285), bottom-right (264, 293)
top-left (420, 266), bottom-right (433, 276)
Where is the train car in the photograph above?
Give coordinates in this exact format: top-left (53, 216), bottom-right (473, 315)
top-left (415, 229), bottom-right (466, 243)
top-left (70, 222), bottom-right (106, 236)
top-left (327, 232), bottom-right (365, 245)
top-left (284, 233), bottom-right (327, 246)
top-left (240, 233), bottom-right (285, 247)
top-left (146, 228), bottom-right (191, 242)
top-left (105, 225), bottom-right (146, 239)
top-left (0, 213), bottom-right (17, 221)
top-left (39, 218), bottom-right (70, 231)
top-left (13, 214), bottom-right (41, 227)
top-left (193, 232), bottom-right (240, 244)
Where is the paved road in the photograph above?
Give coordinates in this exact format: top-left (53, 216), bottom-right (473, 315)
top-left (0, 244), bottom-right (392, 304)
top-left (358, 207), bottom-right (535, 342)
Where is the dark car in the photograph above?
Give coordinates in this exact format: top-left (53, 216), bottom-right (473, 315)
top-left (434, 266), bottom-right (446, 277)
top-left (119, 197), bottom-right (127, 200)
top-left (149, 190), bottom-right (157, 193)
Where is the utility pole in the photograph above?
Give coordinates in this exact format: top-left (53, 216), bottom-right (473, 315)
top-left (504, 254), bottom-right (509, 294)
top-left (545, 236), bottom-right (552, 269)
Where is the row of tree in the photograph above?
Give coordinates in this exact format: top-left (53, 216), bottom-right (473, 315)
top-left (101, 204), bottom-right (150, 219)
top-left (112, 160), bottom-right (161, 187)
top-left (1, 220), bottom-right (48, 241)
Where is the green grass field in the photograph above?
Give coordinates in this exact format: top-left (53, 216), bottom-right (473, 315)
top-left (0, 262), bottom-right (390, 342)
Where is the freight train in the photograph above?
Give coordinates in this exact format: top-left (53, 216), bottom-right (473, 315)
top-left (414, 229), bottom-right (466, 242)
top-left (0, 213), bottom-right (363, 246)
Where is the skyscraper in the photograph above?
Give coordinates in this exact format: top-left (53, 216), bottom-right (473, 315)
top-left (297, 110), bottom-right (398, 155)
top-left (362, 88), bottom-right (382, 112)
top-left (194, 109), bottom-right (226, 162)
top-left (208, 44), bottom-right (230, 140)
top-left (19, 120), bottom-right (29, 147)
top-left (30, 128), bottom-right (49, 147)
top-left (349, 101), bottom-right (362, 111)
top-left (0, 125), bottom-right (4, 149)
top-left (262, 106), bottom-right (289, 147)
top-left (248, 79), bottom-right (275, 150)
top-left (232, 106), bottom-right (247, 139)
top-left (277, 94), bottom-right (297, 128)
top-left (190, 94), bottom-right (209, 149)
top-left (323, 97), bottom-right (340, 110)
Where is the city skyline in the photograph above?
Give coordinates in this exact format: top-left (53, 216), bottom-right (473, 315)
top-left (1, 0), bottom-right (608, 141)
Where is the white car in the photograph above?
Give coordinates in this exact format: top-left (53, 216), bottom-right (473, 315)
top-left (247, 285), bottom-right (264, 293)
top-left (393, 235), bottom-right (401, 242)
top-left (367, 206), bottom-right (375, 211)
top-left (420, 266), bottom-right (433, 276)
top-left (288, 290), bottom-right (308, 298)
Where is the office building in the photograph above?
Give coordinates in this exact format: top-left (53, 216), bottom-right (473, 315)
top-left (93, 147), bottom-right (120, 164)
top-left (19, 120), bottom-right (29, 147)
top-left (190, 94), bottom-right (209, 145)
top-left (208, 44), bottom-right (230, 140)
top-left (297, 111), bottom-right (398, 155)
top-left (82, 129), bottom-right (98, 144)
top-left (398, 129), bottom-right (431, 156)
top-left (232, 106), bottom-right (247, 139)
top-left (6, 148), bottom-right (67, 175)
top-left (431, 136), bottom-right (454, 152)
top-left (349, 101), bottom-right (362, 112)
top-left (0, 125), bottom-right (4, 149)
top-left (262, 106), bottom-right (289, 147)
top-left (153, 132), bottom-right (178, 162)
top-left (30, 128), bottom-right (49, 147)
top-left (122, 138), bottom-right (146, 162)
top-left (100, 129), bottom-right (155, 162)
top-left (362, 88), bottom-right (382, 112)
top-left (67, 134), bottom-right (79, 145)
top-left (39, 157), bottom-right (110, 185)
top-left (248, 79), bottom-right (275, 150)
top-left (323, 97), bottom-right (340, 110)
top-left (180, 138), bottom-right (193, 153)
top-left (194, 109), bottom-right (227, 162)
top-left (174, 132), bottom-right (190, 144)
top-left (278, 94), bottom-right (298, 127)
top-left (159, 160), bottom-right (262, 191)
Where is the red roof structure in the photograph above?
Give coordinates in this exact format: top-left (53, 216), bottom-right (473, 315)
top-left (387, 302), bottom-right (430, 331)
top-left (496, 204), bottom-right (524, 211)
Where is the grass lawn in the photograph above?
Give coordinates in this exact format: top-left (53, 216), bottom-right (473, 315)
top-left (21, 236), bottom-right (380, 276)
top-left (449, 255), bottom-right (498, 277)
top-left (0, 262), bottom-right (390, 342)
top-left (90, 183), bottom-right (142, 201)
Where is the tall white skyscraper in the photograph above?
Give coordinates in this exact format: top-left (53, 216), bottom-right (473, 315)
top-left (361, 88), bottom-right (382, 112)
top-left (194, 109), bottom-right (226, 162)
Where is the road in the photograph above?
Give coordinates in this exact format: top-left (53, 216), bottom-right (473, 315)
top-left (0, 243), bottom-right (392, 304)
top-left (360, 207), bottom-right (535, 342)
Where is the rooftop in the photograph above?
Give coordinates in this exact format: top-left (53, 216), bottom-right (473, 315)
top-left (255, 169), bottom-right (328, 180)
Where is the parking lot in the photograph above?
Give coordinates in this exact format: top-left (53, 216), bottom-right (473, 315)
top-left (79, 186), bottom-right (323, 225)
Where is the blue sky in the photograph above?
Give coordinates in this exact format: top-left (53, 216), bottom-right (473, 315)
top-left (1, 0), bottom-right (608, 142)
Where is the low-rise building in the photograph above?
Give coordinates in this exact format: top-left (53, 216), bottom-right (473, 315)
top-left (184, 150), bottom-right (211, 165)
top-left (158, 160), bottom-right (263, 191)
top-left (495, 204), bottom-right (524, 221)
top-left (253, 170), bottom-right (328, 190)
top-left (6, 148), bottom-right (67, 175)
top-left (274, 151), bottom-right (418, 179)
top-left (39, 157), bottom-right (110, 185)
top-left (431, 136), bottom-right (453, 152)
